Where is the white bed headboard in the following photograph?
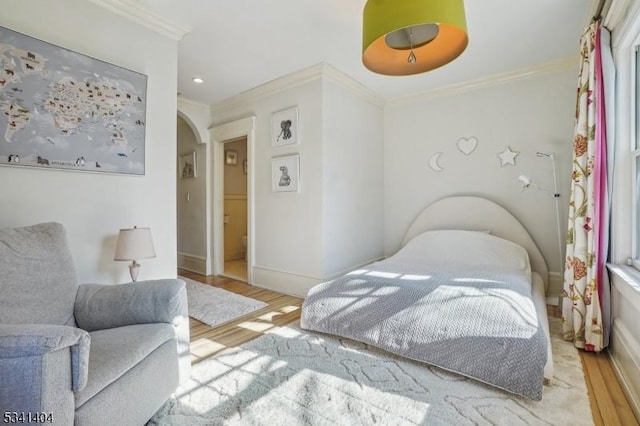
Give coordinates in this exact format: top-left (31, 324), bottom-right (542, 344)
top-left (402, 196), bottom-right (549, 290)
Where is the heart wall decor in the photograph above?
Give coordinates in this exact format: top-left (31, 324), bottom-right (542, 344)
top-left (457, 137), bottom-right (478, 156)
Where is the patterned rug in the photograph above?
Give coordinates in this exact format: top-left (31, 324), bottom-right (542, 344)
top-left (180, 276), bottom-right (267, 328)
top-left (149, 317), bottom-right (593, 425)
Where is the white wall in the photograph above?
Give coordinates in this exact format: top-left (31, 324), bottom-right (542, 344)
top-left (210, 65), bottom-right (385, 296)
top-left (0, 0), bottom-right (178, 283)
top-left (177, 98), bottom-right (211, 146)
top-left (212, 79), bottom-right (325, 294)
top-left (609, 267), bottom-right (640, 418)
top-left (384, 68), bottom-right (577, 295)
top-left (322, 80), bottom-right (384, 276)
top-left (177, 116), bottom-right (206, 262)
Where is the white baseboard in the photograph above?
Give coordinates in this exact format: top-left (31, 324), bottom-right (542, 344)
top-left (251, 257), bottom-right (385, 299)
top-left (251, 266), bottom-right (322, 298)
top-left (324, 256), bottom-right (385, 281)
top-left (545, 296), bottom-right (561, 306)
top-left (609, 321), bottom-right (640, 420)
top-left (177, 252), bottom-right (207, 275)
top-left (547, 271), bottom-right (563, 297)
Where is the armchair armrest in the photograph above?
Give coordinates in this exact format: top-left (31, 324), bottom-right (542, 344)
top-left (0, 324), bottom-right (90, 392)
top-left (75, 279), bottom-right (191, 384)
top-left (74, 279), bottom-right (188, 331)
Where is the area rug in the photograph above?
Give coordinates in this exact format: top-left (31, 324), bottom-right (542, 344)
top-left (149, 317), bottom-right (593, 425)
top-left (180, 276), bottom-right (267, 328)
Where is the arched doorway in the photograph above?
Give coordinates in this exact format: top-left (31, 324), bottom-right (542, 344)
top-left (176, 98), bottom-right (211, 275)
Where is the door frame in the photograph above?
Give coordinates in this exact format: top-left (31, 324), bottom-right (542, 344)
top-left (209, 116), bottom-right (256, 283)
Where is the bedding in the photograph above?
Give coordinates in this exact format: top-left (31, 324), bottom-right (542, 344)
top-left (300, 230), bottom-right (548, 400)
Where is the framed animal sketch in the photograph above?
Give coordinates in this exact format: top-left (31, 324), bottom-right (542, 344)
top-left (271, 154), bottom-right (299, 192)
top-left (225, 149), bottom-right (238, 165)
top-left (179, 151), bottom-right (196, 179)
top-left (0, 25), bottom-right (147, 175)
top-left (271, 106), bottom-right (298, 148)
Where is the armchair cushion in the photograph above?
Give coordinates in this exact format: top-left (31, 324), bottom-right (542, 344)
top-left (74, 279), bottom-right (188, 332)
top-left (74, 323), bottom-right (174, 408)
top-left (0, 223), bottom-right (78, 326)
top-left (0, 324), bottom-right (90, 392)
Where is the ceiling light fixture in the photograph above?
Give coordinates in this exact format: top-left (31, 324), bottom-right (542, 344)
top-left (362, 0), bottom-right (468, 76)
top-left (192, 77), bottom-right (204, 84)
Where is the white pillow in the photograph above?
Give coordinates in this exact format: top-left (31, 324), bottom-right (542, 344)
top-left (394, 229), bottom-right (531, 275)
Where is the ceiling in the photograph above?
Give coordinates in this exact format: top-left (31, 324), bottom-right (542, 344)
top-left (132, 0), bottom-right (594, 106)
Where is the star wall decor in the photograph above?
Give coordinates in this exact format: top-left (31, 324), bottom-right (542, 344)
top-left (497, 146), bottom-right (519, 166)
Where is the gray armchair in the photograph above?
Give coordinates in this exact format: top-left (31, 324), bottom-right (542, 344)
top-left (0, 223), bottom-right (190, 426)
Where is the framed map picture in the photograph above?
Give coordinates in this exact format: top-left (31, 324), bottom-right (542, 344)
top-left (0, 26), bottom-right (147, 175)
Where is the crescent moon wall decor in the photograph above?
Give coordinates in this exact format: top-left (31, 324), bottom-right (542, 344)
top-left (456, 136), bottom-right (478, 156)
top-left (428, 152), bottom-right (445, 171)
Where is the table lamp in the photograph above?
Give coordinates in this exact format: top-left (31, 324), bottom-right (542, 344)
top-left (114, 226), bottom-right (156, 282)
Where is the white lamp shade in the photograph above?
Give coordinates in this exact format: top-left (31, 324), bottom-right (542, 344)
top-left (114, 227), bottom-right (156, 261)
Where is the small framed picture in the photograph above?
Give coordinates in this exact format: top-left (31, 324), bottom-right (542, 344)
top-left (179, 151), bottom-right (196, 179)
top-left (243, 159), bottom-right (248, 175)
top-left (271, 155), bottom-right (299, 192)
top-left (225, 149), bottom-right (238, 165)
top-left (271, 106), bottom-right (299, 148)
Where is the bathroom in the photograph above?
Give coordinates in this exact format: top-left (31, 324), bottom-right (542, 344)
top-left (223, 137), bottom-right (248, 281)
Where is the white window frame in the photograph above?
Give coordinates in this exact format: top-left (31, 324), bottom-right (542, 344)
top-left (633, 47), bottom-right (640, 270)
top-left (611, 1), bottom-right (640, 269)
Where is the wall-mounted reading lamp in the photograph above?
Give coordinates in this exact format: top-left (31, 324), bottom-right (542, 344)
top-left (519, 152), bottom-right (564, 277)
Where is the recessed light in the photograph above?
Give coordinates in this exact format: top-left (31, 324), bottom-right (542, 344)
top-left (192, 77), bottom-right (204, 84)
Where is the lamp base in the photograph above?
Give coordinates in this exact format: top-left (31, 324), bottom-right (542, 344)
top-left (128, 260), bottom-right (140, 282)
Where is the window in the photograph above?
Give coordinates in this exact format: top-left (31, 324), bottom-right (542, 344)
top-left (601, 1), bottom-right (640, 269)
top-left (633, 47), bottom-right (640, 269)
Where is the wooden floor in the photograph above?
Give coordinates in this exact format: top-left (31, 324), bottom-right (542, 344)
top-left (180, 270), bottom-right (303, 364)
top-left (181, 270), bottom-right (639, 425)
top-left (545, 305), bottom-right (639, 426)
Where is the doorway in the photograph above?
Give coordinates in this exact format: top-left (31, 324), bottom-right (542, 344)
top-left (222, 137), bottom-right (248, 282)
top-left (209, 116), bottom-right (255, 284)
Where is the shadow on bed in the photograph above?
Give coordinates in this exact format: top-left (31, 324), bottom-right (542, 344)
top-left (300, 267), bottom-right (548, 400)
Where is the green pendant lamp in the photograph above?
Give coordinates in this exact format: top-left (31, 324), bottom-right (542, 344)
top-left (362, 0), bottom-right (468, 75)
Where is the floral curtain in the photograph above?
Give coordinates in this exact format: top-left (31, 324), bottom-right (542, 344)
top-left (562, 21), bottom-right (611, 352)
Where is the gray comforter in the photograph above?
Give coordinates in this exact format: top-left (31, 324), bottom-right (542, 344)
top-left (300, 230), bottom-right (548, 400)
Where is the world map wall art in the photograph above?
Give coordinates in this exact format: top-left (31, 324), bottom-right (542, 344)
top-left (0, 26), bottom-right (147, 175)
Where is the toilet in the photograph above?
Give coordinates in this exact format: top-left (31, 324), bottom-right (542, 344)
top-left (241, 235), bottom-right (247, 259)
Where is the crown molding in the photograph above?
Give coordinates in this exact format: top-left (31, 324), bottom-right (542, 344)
top-left (88, 0), bottom-right (190, 40)
top-left (177, 97), bottom-right (210, 111)
top-left (386, 56), bottom-right (579, 109)
top-left (320, 63), bottom-right (385, 108)
top-left (211, 56), bottom-right (577, 113)
top-left (211, 63), bottom-right (384, 114)
top-left (210, 64), bottom-right (323, 114)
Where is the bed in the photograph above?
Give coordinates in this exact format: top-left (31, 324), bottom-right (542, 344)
top-left (300, 196), bottom-right (553, 401)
